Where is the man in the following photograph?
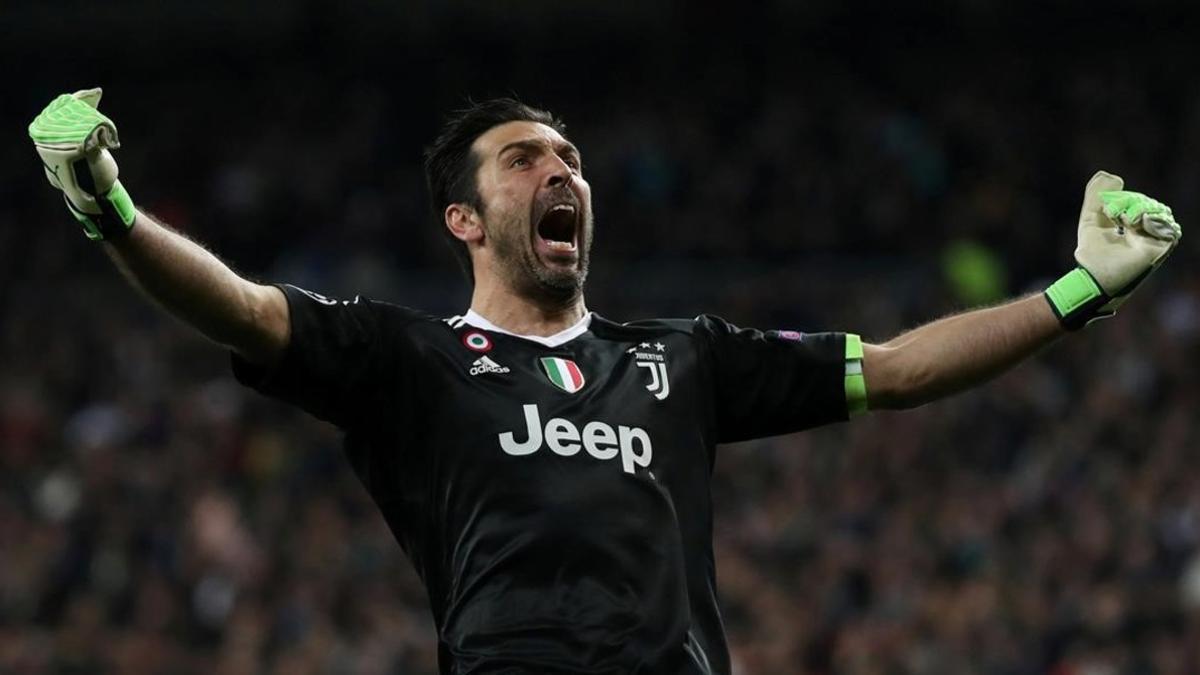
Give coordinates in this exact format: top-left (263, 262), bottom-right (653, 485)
top-left (29, 89), bottom-right (1181, 674)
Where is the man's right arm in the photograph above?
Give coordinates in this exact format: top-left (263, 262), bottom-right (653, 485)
top-left (104, 211), bottom-right (290, 367)
top-left (28, 88), bottom-right (290, 368)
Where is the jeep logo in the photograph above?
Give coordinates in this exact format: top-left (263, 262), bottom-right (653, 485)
top-left (498, 404), bottom-right (652, 475)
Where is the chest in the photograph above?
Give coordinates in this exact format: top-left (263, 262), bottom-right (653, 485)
top-left (411, 332), bottom-right (710, 485)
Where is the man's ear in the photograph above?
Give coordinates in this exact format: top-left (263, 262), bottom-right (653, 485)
top-left (445, 203), bottom-right (485, 244)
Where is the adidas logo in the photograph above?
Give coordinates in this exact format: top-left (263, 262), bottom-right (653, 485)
top-left (470, 356), bottom-right (511, 376)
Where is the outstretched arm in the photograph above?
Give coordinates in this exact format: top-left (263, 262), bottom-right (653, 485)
top-left (29, 88), bottom-right (289, 367)
top-left (862, 294), bottom-right (1061, 409)
top-left (858, 170), bottom-right (1181, 411)
top-left (104, 212), bottom-right (289, 366)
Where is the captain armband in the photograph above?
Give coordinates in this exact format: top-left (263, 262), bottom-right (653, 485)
top-left (844, 333), bottom-right (868, 417)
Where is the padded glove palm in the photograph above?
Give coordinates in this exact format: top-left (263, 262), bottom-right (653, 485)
top-left (1045, 171), bottom-right (1181, 329)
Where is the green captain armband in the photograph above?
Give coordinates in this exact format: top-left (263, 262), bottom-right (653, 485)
top-left (844, 333), bottom-right (868, 417)
top-left (1044, 267), bottom-right (1112, 331)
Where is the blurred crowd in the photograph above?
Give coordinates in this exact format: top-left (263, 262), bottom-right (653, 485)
top-left (4, 3), bottom-right (1200, 674)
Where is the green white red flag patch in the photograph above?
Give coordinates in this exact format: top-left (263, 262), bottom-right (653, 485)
top-left (540, 357), bottom-right (585, 393)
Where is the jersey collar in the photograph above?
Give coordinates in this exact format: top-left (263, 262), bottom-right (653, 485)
top-left (462, 309), bottom-right (593, 348)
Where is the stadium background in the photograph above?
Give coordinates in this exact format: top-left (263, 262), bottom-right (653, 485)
top-left (3, 1), bottom-right (1200, 673)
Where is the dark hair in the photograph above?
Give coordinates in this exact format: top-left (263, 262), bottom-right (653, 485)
top-left (423, 98), bottom-right (567, 282)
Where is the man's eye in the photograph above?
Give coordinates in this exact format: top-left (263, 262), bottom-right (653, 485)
top-left (565, 158), bottom-right (580, 170)
top-left (510, 156), bottom-right (530, 168)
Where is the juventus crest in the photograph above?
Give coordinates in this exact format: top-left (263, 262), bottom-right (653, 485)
top-left (626, 342), bottom-right (670, 401)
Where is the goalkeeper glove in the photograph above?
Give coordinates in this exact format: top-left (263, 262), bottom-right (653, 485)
top-left (1044, 170), bottom-right (1182, 330)
top-left (28, 88), bottom-right (136, 241)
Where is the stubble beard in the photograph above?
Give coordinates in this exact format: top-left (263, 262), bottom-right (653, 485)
top-left (487, 207), bottom-right (593, 307)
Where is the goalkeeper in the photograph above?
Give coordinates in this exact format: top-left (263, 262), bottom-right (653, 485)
top-left (28, 88), bottom-right (1181, 674)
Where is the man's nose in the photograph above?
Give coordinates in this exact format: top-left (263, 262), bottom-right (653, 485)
top-left (544, 158), bottom-right (571, 188)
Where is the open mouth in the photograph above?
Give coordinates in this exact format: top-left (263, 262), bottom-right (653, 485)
top-left (534, 203), bottom-right (578, 257)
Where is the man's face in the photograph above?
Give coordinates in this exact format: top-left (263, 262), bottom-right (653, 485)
top-left (469, 120), bottom-right (593, 302)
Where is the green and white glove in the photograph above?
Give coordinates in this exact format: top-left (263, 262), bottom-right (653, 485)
top-left (28, 88), bottom-right (136, 241)
top-left (1044, 170), bottom-right (1182, 330)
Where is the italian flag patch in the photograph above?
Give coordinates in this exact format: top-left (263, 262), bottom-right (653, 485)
top-left (540, 357), bottom-right (586, 393)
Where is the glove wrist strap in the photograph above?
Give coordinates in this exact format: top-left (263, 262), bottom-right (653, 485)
top-left (67, 179), bottom-right (136, 241)
top-left (1044, 267), bottom-right (1111, 330)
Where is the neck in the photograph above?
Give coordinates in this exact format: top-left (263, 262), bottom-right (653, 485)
top-left (469, 282), bottom-right (588, 338)
top-left (465, 275), bottom-right (588, 333)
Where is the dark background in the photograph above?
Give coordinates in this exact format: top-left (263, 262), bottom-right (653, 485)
top-left (3, 2), bottom-right (1200, 673)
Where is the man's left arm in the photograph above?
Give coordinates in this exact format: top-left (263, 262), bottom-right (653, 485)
top-left (862, 294), bottom-right (1061, 409)
top-left (858, 170), bottom-right (1182, 411)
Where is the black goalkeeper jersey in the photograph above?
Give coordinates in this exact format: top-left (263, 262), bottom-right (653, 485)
top-left (232, 284), bottom-right (851, 674)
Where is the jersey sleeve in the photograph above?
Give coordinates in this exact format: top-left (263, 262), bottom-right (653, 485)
top-left (230, 284), bottom-right (425, 429)
top-left (693, 314), bottom-right (855, 443)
